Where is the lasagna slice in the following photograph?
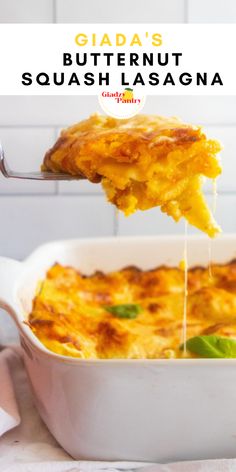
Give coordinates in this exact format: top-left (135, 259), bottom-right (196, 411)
top-left (42, 113), bottom-right (222, 237)
top-left (29, 261), bottom-right (236, 359)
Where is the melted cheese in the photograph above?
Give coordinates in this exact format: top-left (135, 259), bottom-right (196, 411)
top-left (42, 113), bottom-right (222, 237)
top-left (208, 179), bottom-right (218, 278)
top-left (182, 221), bottom-right (188, 355)
top-left (28, 261), bottom-right (236, 359)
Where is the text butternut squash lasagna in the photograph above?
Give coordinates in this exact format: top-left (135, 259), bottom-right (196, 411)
top-left (42, 114), bottom-right (222, 237)
top-left (28, 261), bottom-right (236, 359)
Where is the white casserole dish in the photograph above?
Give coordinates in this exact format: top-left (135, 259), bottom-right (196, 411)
top-left (1, 235), bottom-right (236, 462)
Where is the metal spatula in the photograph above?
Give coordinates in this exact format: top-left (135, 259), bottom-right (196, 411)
top-left (0, 145), bottom-right (84, 181)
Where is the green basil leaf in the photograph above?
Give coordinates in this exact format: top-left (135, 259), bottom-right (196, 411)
top-left (104, 303), bottom-right (141, 319)
top-left (181, 335), bottom-right (236, 358)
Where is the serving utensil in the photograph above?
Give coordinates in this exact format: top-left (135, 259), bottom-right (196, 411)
top-left (0, 144), bottom-right (84, 181)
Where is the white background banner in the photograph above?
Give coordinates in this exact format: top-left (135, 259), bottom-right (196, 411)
top-left (0, 24), bottom-right (234, 95)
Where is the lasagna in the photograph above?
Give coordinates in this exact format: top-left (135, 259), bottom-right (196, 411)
top-left (28, 261), bottom-right (236, 359)
top-left (42, 113), bottom-right (222, 237)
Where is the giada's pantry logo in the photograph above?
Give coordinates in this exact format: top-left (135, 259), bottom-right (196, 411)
top-left (103, 88), bottom-right (138, 103)
top-left (99, 88), bottom-right (146, 119)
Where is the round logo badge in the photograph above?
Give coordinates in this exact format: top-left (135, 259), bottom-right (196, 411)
top-left (98, 88), bottom-right (146, 119)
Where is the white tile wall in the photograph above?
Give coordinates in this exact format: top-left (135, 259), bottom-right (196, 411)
top-left (0, 0), bottom-right (236, 342)
top-left (56, 0), bottom-right (185, 23)
top-left (59, 180), bottom-right (103, 195)
top-left (0, 0), bottom-right (54, 23)
top-left (1, 96), bottom-right (236, 127)
top-left (0, 195), bottom-right (114, 259)
top-left (118, 207), bottom-right (186, 237)
top-left (0, 96), bottom-right (101, 127)
top-left (188, 0), bottom-right (236, 23)
top-left (1, 0), bottom-right (235, 25)
top-left (143, 96), bottom-right (236, 125)
top-left (204, 126), bottom-right (236, 193)
top-left (117, 195), bottom-right (236, 236)
top-left (0, 128), bottom-right (56, 194)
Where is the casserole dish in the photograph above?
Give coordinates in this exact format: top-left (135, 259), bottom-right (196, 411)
top-left (1, 235), bottom-right (236, 462)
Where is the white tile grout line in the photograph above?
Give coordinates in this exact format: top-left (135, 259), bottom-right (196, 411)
top-left (0, 193), bottom-right (107, 198)
top-left (1, 123), bottom-right (236, 129)
top-left (0, 189), bottom-right (236, 198)
top-left (53, 127), bottom-right (59, 195)
top-left (0, 125), bottom-right (59, 129)
top-left (184, 0), bottom-right (189, 23)
top-left (0, 193), bottom-right (235, 197)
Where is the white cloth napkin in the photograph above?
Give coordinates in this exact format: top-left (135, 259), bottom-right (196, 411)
top-left (1, 345), bottom-right (236, 472)
top-left (0, 346), bottom-right (20, 436)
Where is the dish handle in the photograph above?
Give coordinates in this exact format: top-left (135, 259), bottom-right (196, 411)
top-left (0, 257), bottom-right (22, 323)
